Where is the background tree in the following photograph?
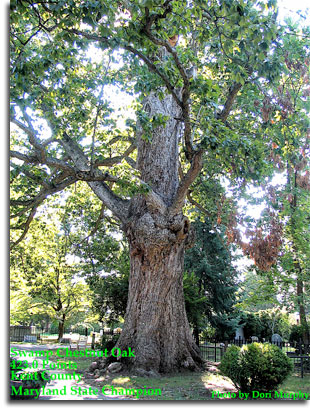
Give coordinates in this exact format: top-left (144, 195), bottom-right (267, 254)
top-left (239, 309), bottom-right (292, 340)
top-left (271, 29), bottom-right (310, 341)
top-left (231, 21), bottom-right (310, 343)
top-left (55, 182), bottom-right (130, 327)
top-left (184, 219), bottom-right (239, 343)
top-left (10, 217), bottom-right (90, 340)
top-left (80, 248), bottom-right (130, 327)
top-left (10, 0), bottom-right (293, 372)
top-left (236, 269), bottom-right (280, 312)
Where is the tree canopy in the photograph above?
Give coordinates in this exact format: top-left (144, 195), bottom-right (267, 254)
top-left (10, 0), bottom-right (310, 372)
top-left (10, 215), bottom-right (91, 339)
top-left (10, 0), bottom-right (284, 242)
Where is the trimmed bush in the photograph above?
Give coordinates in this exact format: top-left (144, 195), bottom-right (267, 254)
top-left (218, 342), bottom-right (293, 394)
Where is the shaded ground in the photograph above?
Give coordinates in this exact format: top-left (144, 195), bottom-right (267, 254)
top-left (10, 343), bottom-right (310, 401)
top-left (10, 344), bottom-right (124, 400)
top-left (86, 371), bottom-right (237, 400)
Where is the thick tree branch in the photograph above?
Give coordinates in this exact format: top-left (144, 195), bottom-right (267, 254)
top-left (145, 190), bottom-right (167, 215)
top-left (169, 150), bottom-right (203, 215)
top-left (125, 157), bottom-right (137, 169)
top-left (87, 181), bottom-right (129, 223)
top-left (216, 82), bottom-right (242, 122)
top-left (60, 133), bottom-right (129, 222)
top-left (10, 150), bottom-right (39, 164)
top-left (10, 176), bottom-right (76, 249)
top-left (74, 170), bottom-right (119, 183)
top-left (94, 143), bottom-right (136, 167)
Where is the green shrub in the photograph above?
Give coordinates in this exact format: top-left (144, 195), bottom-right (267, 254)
top-left (217, 345), bottom-right (246, 389)
top-left (10, 358), bottom-right (51, 400)
top-left (99, 333), bottom-right (120, 351)
top-left (218, 343), bottom-right (293, 394)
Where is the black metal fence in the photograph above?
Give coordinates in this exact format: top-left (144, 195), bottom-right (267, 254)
top-left (10, 326), bottom-right (36, 342)
top-left (10, 327), bottom-right (309, 378)
top-left (198, 340), bottom-right (225, 362)
top-left (39, 325), bottom-right (91, 338)
top-left (10, 325), bottom-right (96, 343)
top-left (198, 337), bottom-right (310, 378)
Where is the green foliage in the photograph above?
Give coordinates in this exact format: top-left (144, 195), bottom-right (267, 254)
top-left (236, 270), bottom-right (280, 311)
top-left (289, 324), bottom-right (307, 343)
top-left (219, 343), bottom-right (293, 393)
top-left (9, 0), bottom-right (310, 363)
top-left (239, 309), bottom-right (291, 340)
top-left (9, 0), bottom-right (289, 231)
top-left (99, 333), bottom-right (120, 351)
top-left (10, 215), bottom-right (91, 333)
top-left (10, 358), bottom-right (51, 392)
top-left (217, 344), bottom-right (242, 383)
top-left (184, 219), bottom-right (238, 339)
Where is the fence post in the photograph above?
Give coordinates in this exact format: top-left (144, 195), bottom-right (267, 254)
top-left (301, 357), bottom-right (304, 379)
top-left (91, 332), bottom-right (95, 349)
top-left (214, 341), bottom-right (217, 362)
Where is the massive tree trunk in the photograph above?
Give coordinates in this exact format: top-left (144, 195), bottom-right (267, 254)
top-left (60, 88), bottom-right (204, 373)
top-left (113, 91), bottom-right (203, 373)
top-left (117, 225), bottom-right (202, 372)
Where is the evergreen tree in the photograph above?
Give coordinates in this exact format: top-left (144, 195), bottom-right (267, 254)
top-left (184, 220), bottom-right (239, 342)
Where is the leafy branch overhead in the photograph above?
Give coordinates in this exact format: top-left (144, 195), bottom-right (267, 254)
top-left (10, 0), bottom-right (307, 246)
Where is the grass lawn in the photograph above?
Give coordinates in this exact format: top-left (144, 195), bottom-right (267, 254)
top-left (48, 353), bottom-right (310, 400)
top-left (279, 374), bottom-right (310, 396)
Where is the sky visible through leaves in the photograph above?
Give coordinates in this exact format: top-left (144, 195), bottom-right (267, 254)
top-left (7, 1), bottom-right (310, 296)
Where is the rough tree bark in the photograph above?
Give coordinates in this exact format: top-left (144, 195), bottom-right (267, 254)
top-left (112, 91), bottom-right (203, 373)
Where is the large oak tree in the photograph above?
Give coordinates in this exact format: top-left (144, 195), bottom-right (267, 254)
top-left (10, 0), bottom-right (286, 372)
